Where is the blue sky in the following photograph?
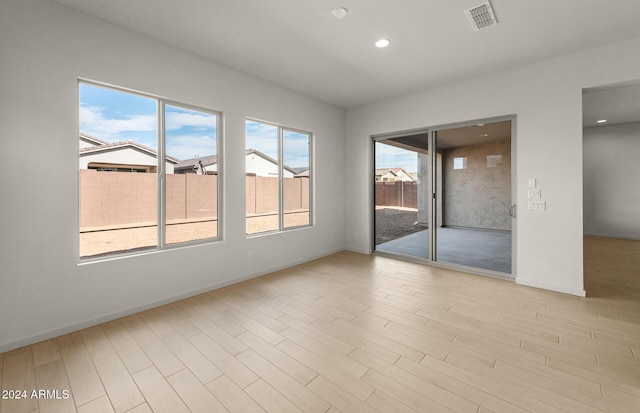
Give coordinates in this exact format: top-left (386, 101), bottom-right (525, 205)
top-left (245, 120), bottom-right (309, 169)
top-left (375, 142), bottom-right (418, 173)
top-left (79, 83), bottom-right (217, 160)
top-left (79, 83), bottom-right (309, 168)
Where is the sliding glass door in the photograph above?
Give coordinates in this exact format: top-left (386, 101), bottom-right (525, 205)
top-left (373, 119), bottom-right (514, 277)
top-left (433, 121), bottom-right (513, 274)
top-left (374, 133), bottom-right (429, 260)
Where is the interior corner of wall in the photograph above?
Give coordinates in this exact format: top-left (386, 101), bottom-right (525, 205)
top-left (516, 277), bottom-right (586, 297)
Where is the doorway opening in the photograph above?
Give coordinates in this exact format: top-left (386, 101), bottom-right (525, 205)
top-left (374, 132), bottom-right (429, 259)
top-left (373, 118), bottom-right (515, 277)
top-left (583, 80), bottom-right (640, 298)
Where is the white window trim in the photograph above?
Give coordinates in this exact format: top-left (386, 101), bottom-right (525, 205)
top-left (246, 118), bottom-right (314, 236)
top-left (78, 79), bottom-right (223, 262)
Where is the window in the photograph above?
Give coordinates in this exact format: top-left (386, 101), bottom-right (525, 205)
top-left (245, 119), bottom-right (312, 235)
top-left (79, 81), bottom-right (221, 260)
top-left (453, 157), bottom-right (467, 170)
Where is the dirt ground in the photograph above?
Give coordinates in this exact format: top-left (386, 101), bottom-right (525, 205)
top-left (375, 206), bottom-right (424, 245)
top-left (80, 208), bottom-right (419, 257)
top-left (80, 212), bottom-right (310, 258)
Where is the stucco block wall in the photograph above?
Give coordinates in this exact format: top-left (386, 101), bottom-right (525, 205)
top-left (246, 176), bottom-right (309, 216)
top-left (442, 138), bottom-right (511, 231)
top-left (284, 177), bottom-right (310, 212)
top-left (166, 174), bottom-right (187, 221)
top-left (247, 176), bottom-right (277, 215)
top-left (80, 170), bottom-right (157, 228)
top-left (80, 171), bottom-right (218, 229)
top-left (184, 174), bottom-right (218, 220)
top-left (375, 182), bottom-right (418, 209)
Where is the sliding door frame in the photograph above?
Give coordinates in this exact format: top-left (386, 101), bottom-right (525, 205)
top-left (372, 115), bottom-right (517, 280)
top-left (372, 127), bottom-right (433, 261)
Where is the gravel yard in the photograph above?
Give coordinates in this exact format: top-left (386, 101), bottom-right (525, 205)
top-left (80, 208), bottom-right (419, 258)
top-left (375, 206), bottom-right (423, 245)
top-left (80, 212), bottom-right (309, 258)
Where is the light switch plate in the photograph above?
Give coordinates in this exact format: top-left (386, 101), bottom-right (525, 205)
top-left (528, 200), bottom-right (546, 211)
top-left (528, 178), bottom-right (537, 188)
top-left (528, 188), bottom-right (541, 199)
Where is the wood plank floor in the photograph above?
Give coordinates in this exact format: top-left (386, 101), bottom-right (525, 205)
top-left (2, 236), bottom-right (639, 413)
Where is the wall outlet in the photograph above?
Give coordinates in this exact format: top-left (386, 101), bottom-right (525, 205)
top-left (528, 200), bottom-right (546, 211)
top-left (246, 250), bottom-right (252, 259)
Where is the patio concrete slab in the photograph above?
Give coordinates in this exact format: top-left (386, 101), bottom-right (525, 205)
top-left (376, 227), bottom-right (512, 274)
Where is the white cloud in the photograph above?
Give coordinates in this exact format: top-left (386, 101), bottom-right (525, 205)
top-left (375, 142), bottom-right (418, 172)
top-left (283, 139), bottom-right (309, 168)
top-left (166, 134), bottom-right (217, 160)
top-left (165, 111), bottom-right (216, 131)
top-left (79, 105), bottom-right (156, 141)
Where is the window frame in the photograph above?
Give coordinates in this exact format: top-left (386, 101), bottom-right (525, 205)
top-left (78, 79), bottom-right (223, 262)
top-left (245, 118), bottom-right (313, 236)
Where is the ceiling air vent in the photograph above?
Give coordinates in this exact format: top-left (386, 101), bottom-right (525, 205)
top-left (465, 1), bottom-right (498, 31)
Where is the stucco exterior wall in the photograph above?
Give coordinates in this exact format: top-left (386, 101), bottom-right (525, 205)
top-left (442, 138), bottom-right (511, 231)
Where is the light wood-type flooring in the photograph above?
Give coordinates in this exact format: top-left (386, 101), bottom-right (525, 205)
top-left (1, 236), bottom-right (639, 412)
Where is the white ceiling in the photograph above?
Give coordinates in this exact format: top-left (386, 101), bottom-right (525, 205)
top-left (583, 80), bottom-right (640, 127)
top-left (53, 0), bottom-right (640, 109)
top-left (437, 120), bottom-right (511, 149)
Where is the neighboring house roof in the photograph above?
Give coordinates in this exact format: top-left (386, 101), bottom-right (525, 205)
top-left (174, 154), bottom-right (219, 172)
top-left (375, 168), bottom-right (414, 181)
top-left (294, 168), bottom-right (309, 177)
top-left (375, 169), bottom-right (391, 175)
top-left (79, 139), bottom-right (180, 164)
top-left (80, 133), bottom-right (110, 147)
top-left (175, 148), bottom-right (298, 175)
top-left (375, 168), bottom-right (397, 177)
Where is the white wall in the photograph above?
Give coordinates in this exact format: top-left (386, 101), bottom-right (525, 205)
top-left (345, 36), bottom-right (640, 297)
top-left (583, 121), bottom-right (640, 239)
top-left (0, 0), bottom-right (345, 351)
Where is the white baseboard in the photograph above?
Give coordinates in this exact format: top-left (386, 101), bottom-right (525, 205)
top-left (516, 277), bottom-right (586, 297)
top-left (584, 232), bottom-right (640, 241)
top-left (344, 246), bottom-right (372, 255)
top-left (0, 248), bottom-right (344, 353)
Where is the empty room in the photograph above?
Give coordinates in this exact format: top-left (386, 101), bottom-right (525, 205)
top-left (1, 1), bottom-right (640, 412)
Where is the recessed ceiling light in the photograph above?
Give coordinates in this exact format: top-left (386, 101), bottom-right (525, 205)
top-left (476, 123), bottom-right (485, 127)
top-left (596, 119), bottom-right (608, 123)
top-left (332, 7), bottom-right (349, 19)
top-left (480, 133), bottom-right (489, 137)
top-left (375, 38), bottom-right (390, 48)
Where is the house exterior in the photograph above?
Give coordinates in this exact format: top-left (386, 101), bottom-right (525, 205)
top-left (173, 154), bottom-right (219, 175)
top-left (375, 168), bottom-right (415, 182)
top-left (175, 148), bottom-right (297, 177)
top-left (79, 133), bottom-right (179, 173)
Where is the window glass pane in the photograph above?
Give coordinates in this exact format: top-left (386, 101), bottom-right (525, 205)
top-left (245, 120), bottom-right (279, 234)
top-left (374, 141), bottom-right (424, 255)
top-left (165, 104), bottom-right (218, 245)
top-left (453, 157), bottom-right (467, 170)
top-left (79, 83), bottom-right (158, 259)
top-left (283, 129), bottom-right (310, 228)
top-left (245, 120), bottom-right (313, 235)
